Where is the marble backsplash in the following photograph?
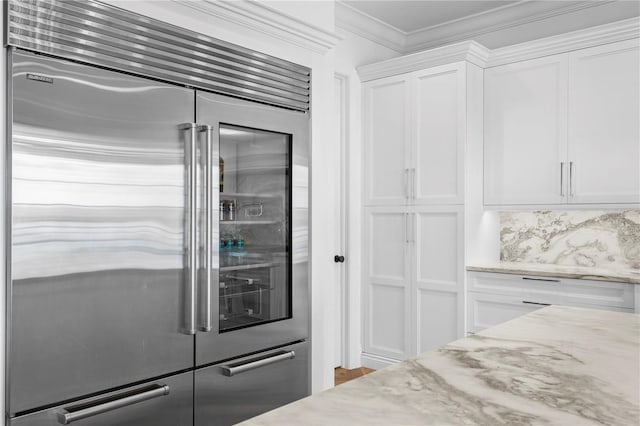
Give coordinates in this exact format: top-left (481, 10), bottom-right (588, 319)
top-left (500, 210), bottom-right (640, 271)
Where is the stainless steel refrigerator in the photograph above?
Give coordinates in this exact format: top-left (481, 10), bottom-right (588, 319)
top-left (6, 46), bottom-right (309, 425)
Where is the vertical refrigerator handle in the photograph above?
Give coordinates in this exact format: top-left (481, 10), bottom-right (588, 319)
top-left (180, 123), bottom-right (198, 335)
top-left (198, 124), bottom-right (218, 332)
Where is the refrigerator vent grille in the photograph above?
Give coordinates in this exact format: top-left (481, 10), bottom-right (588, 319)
top-left (5, 0), bottom-right (311, 112)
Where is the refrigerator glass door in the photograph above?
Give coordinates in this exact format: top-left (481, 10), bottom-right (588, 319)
top-left (8, 50), bottom-right (194, 415)
top-left (195, 92), bottom-right (309, 364)
top-left (219, 124), bottom-right (291, 332)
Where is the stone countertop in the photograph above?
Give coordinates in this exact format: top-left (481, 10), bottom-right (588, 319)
top-left (241, 306), bottom-right (640, 426)
top-left (466, 262), bottom-right (640, 284)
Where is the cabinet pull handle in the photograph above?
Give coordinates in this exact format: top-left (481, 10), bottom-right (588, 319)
top-left (411, 168), bottom-right (416, 201)
top-left (57, 384), bottom-right (170, 424)
top-left (560, 162), bottom-right (565, 196)
top-left (569, 161), bottom-right (574, 196)
top-left (411, 212), bottom-right (416, 244)
top-left (404, 168), bottom-right (409, 200)
top-left (522, 277), bottom-right (560, 283)
top-left (404, 213), bottom-right (409, 244)
top-left (522, 301), bottom-right (551, 307)
top-left (221, 350), bottom-right (295, 377)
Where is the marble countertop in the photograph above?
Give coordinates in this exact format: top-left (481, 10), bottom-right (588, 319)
top-left (466, 262), bottom-right (640, 284)
top-left (242, 306), bottom-right (640, 426)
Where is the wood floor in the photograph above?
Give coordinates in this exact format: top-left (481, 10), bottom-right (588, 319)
top-left (334, 367), bottom-right (375, 386)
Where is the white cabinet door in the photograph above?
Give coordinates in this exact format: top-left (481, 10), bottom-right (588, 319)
top-left (484, 54), bottom-right (568, 205)
top-left (412, 64), bottom-right (465, 205)
top-left (568, 40), bottom-right (640, 204)
top-left (363, 209), bottom-right (411, 360)
top-left (413, 207), bottom-right (464, 354)
top-left (363, 76), bottom-right (411, 206)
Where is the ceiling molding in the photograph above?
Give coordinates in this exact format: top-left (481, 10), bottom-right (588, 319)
top-left (487, 16), bottom-right (640, 67)
top-left (174, 0), bottom-right (341, 54)
top-left (404, 0), bottom-right (617, 53)
top-left (334, 1), bottom-right (405, 53)
top-left (356, 17), bottom-right (639, 81)
top-left (357, 41), bottom-right (491, 82)
top-left (336, 0), bottom-right (627, 55)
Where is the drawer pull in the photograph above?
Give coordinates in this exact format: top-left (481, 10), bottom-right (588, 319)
top-left (221, 350), bottom-right (295, 377)
top-left (522, 300), bottom-right (551, 307)
top-left (57, 384), bottom-right (170, 424)
top-left (522, 277), bottom-right (560, 283)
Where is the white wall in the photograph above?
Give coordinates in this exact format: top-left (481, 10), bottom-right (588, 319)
top-left (333, 27), bottom-right (400, 369)
top-left (264, 0), bottom-right (335, 34)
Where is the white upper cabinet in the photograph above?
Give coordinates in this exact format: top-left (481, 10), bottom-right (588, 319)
top-left (484, 39), bottom-right (640, 206)
top-left (413, 64), bottom-right (466, 205)
top-left (567, 40), bottom-right (640, 204)
top-left (484, 55), bottom-right (568, 205)
top-left (364, 63), bottom-right (466, 206)
top-left (364, 75), bottom-right (411, 206)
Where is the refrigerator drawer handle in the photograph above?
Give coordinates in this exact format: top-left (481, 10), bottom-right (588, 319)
top-left (56, 384), bottom-right (170, 424)
top-left (221, 350), bottom-right (296, 377)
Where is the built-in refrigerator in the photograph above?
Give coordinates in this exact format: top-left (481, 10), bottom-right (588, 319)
top-left (5, 8), bottom-right (310, 423)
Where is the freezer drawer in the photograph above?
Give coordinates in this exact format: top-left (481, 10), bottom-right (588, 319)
top-left (195, 341), bottom-right (309, 426)
top-left (10, 371), bottom-right (193, 426)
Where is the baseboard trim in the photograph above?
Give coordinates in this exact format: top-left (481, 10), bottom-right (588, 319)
top-left (360, 353), bottom-right (400, 370)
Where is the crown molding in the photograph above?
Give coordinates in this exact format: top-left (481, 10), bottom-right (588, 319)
top-left (357, 41), bottom-right (491, 82)
top-left (403, 0), bottom-right (616, 53)
top-left (334, 1), bottom-right (405, 53)
top-left (357, 16), bottom-right (639, 81)
top-left (487, 17), bottom-right (640, 67)
top-left (174, 0), bottom-right (341, 54)
top-left (336, 0), bottom-right (631, 56)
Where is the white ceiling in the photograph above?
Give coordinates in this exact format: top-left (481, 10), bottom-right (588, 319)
top-left (342, 0), bottom-right (520, 33)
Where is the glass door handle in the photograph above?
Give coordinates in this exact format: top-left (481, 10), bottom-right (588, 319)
top-left (221, 350), bottom-right (296, 377)
top-left (198, 124), bottom-right (218, 333)
top-left (180, 123), bottom-right (198, 335)
top-left (56, 384), bottom-right (170, 424)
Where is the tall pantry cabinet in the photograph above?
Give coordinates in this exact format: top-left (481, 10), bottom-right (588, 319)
top-left (359, 47), bottom-right (484, 367)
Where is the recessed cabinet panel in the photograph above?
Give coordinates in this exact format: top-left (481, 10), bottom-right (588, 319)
top-left (484, 55), bottom-right (568, 205)
top-left (364, 77), bottom-right (409, 206)
top-left (414, 66), bottom-right (463, 204)
top-left (417, 288), bottom-right (458, 353)
top-left (368, 211), bottom-right (407, 281)
top-left (368, 283), bottom-right (408, 358)
top-left (414, 209), bottom-right (462, 285)
top-left (568, 40), bottom-right (640, 204)
top-left (467, 292), bottom-right (542, 333)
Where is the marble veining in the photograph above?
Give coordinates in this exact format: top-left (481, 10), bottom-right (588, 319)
top-left (500, 210), bottom-right (640, 271)
top-left (242, 306), bottom-right (640, 426)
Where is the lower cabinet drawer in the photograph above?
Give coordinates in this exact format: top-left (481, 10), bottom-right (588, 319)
top-left (468, 271), bottom-right (634, 310)
top-left (11, 371), bottom-right (193, 426)
top-left (467, 292), bottom-right (544, 333)
top-left (195, 341), bottom-right (309, 426)
top-left (467, 291), bottom-right (634, 333)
